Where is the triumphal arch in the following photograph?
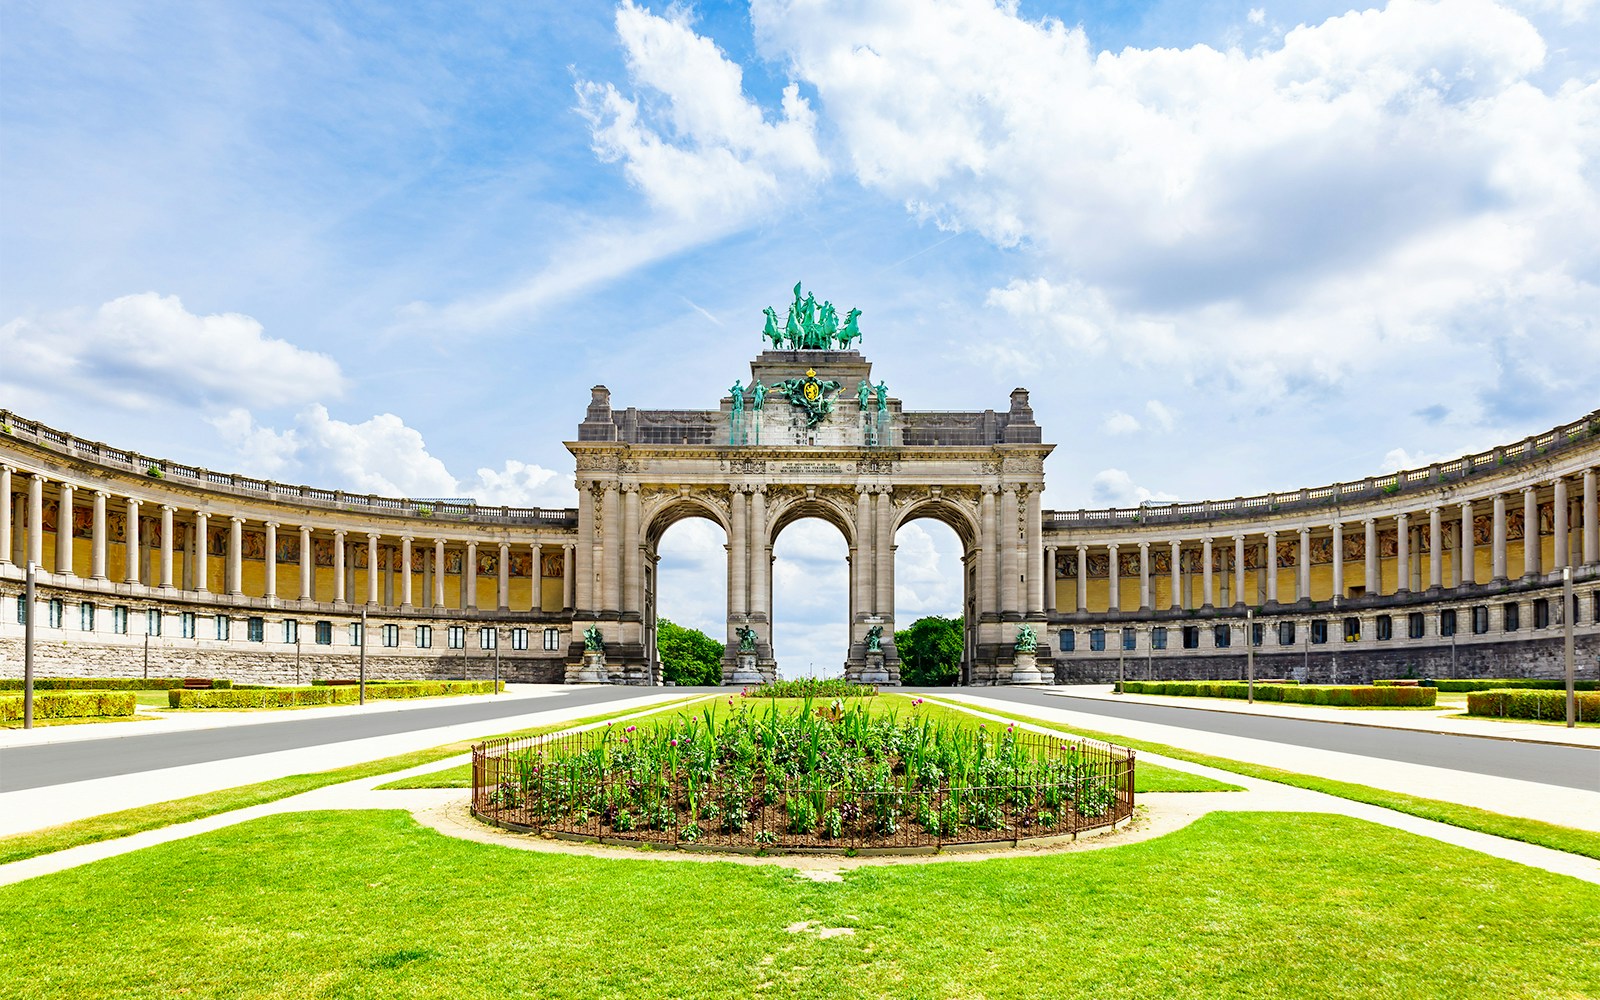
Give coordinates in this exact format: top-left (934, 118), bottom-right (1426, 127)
top-left (566, 284), bottom-right (1054, 685)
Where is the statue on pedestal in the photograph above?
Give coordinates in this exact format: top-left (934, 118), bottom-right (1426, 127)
top-left (1014, 624), bottom-right (1037, 654)
top-left (737, 626), bottom-right (758, 653)
top-left (865, 624), bottom-right (883, 652)
top-left (583, 625), bottom-right (605, 652)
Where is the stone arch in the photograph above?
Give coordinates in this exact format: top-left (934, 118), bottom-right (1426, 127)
top-left (642, 492), bottom-right (730, 550)
top-left (893, 494), bottom-right (981, 552)
top-left (764, 491), bottom-right (858, 549)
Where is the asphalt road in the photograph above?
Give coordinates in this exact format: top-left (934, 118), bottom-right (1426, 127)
top-left (949, 687), bottom-right (1600, 792)
top-left (0, 686), bottom-right (678, 793)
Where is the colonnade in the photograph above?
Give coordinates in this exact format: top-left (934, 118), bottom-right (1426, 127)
top-left (0, 464), bottom-right (576, 614)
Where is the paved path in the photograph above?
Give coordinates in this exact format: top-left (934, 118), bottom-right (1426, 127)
top-left (947, 686), bottom-right (1600, 791)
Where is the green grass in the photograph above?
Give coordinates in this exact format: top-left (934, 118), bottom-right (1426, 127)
top-left (0, 697), bottom-right (710, 867)
top-left (377, 692), bottom-right (1240, 793)
top-left (1, 809), bottom-right (1594, 998)
top-left (925, 696), bottom-right (1600, 860)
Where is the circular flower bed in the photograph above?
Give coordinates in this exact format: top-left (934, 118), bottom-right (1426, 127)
top-left (471, 701), bottom-right (1136, 852)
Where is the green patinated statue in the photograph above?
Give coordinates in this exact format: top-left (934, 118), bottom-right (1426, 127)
top-left (751, 378), bottom-right (767, 411)
top-left (784, 306), bottom-right (803, 349)
top-left (774, 369), bottom-right (842, 428)
top-left (865, 624), bottom-right (883, 653)
top-left (761, 307), bottom-right (784, 349)
top-left (583, 624), bottom-right (605, 653)
top-left (837, 307), bottom-right (863, 348)
top-left (736, 626), bottom-right (758, 653)
top-left (1014, 624), bottom-right (1037, 654)
top-left (765, 284), bottom-right (864, 351)
top-left (730, 380), bottom-right (745, 413)
top-left (857, 379), bottom-right (871, 412)
top-left (875, 381), bottom-right (888, 412)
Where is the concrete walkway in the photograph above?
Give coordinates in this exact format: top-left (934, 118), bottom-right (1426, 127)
top-left (931, 692), bottom-right (1600, 832)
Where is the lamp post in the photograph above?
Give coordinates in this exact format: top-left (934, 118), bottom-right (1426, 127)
top-left (1116, 629), bottom-right (1125, 694)
top-left (23, 562), bottom-right (36, 729)
top-left (359, 606), bottom-right (368, 706)
top-left (1564, 565), bottom-right (1576, 728)
top-left (1246, 608), bottom-right (1255, 705)
top-left (493, 626), bottom-right (501, 695)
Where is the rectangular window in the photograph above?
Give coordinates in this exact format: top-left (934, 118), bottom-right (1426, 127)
top-left (1376, 614), bottom-right (1393, 641)
top-left (147, 609), bottom-right (163, 637)
top-left (114, 605), bottom-right (129, 634)
top-left (283, 619), bottom-right (298, 644)
top-left (1311, 619), bottom-right (1328, 645)
top-left (1503, 602), bottom-right (1520, 632)
top-left (247, 617), bottom-right (264, 643)
top-left (1593, 592), bottom-right (1599, 623)
top-left (382, 624), bottom-right (400, 647)
top-left (315, 620), bottom-right (333, 645)
top-left (1407, 612), bottom-right (1425, 640)
top-left (480, 627), bottom-right (497, 650)
top-left (215, 616), bottom-right (231, 641)
top-left (80, 601), bottom-right (96, 631)
top-left (349, 622), bottom-right (364, 646)
top-left (1059, 629), bottom-right (1075, 652)
top-left (14, 597), bottom-right (25, 625)
top-left (1182, 625), bottom-right (1200, 650)
top-left (1343, 617), bottom-right (1361, 642)
top-left (48, 599), bottom-right (64, 628)
top-left (181, 611), bottom-right (196, 639)
top-left (1277, 621), bottom-right (1296, 646)
top-left (448, 625), bottom-right (466, 649)
top-left (416, 624), bottom-right (433, 649)
top-left (1213, 624), bottom-right (1231, 648)
top-left (1439, 609), bottom-right (1457, 638)
top-left (512, 627), bottom-right (529, 651)
top-left (1121, 627), bottom-right (1137, 651)
top-left (1089, 628), bottom-right (1106, 652)
top-left (1532, 598), bottom-right (1549, 629)
top-left (1152, 626), bottom-right (1168, 650)
top-left (1472, 605), bottom-right (1490, 635)
top-left (1251, 622), bottom-right (1263, 647)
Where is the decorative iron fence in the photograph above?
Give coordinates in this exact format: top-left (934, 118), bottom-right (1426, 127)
top-left (471, 730), bottom-right (1135, 852)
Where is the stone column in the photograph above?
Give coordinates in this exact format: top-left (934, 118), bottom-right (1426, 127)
top-left (1584, 469), bottom-right (1598, 565)
top-left (226, 515), bottom-right (243, 595)
top-left (748, 486), bottom-right (768, 621)
top-left (364, 533), bottom-right (378, 605)
top-left (123, 497), bottom-right (142, 584)
top-left (255, 521), bottom-right (273, 601)
top-left (27, 474), bottom-right (45, 568)
top-left (1264, 530), bottom-right (1278, 604)
top-left (433, 538), bottom-right (446, 608)
top-left (978, 487), bottom-right (997, 618)
top-left (299, 526), bottom-right (313, 601)
top-left (1364, 519), bottom-right (1378, 595)
top-left (875, 489), bottom-right (895, 616)
top-left (465, 540), bottom-right (479, 609)
top-left (1075, 545), bottom-right (1087, 612)
top-left (575, 486), bottom-right (595, 612)
top-left (1428, 508), bottom-right (1442, 591)
top-left (1553, 478), bottom-right (1569, 571)
top-left (193, 511), bottom-right (208, 592)
top-left (1233, 535), bottom-right (1247, 607)
top-left (90, 491), bottom-right (108, 579)
top-left (1107, 543), bottom-right (1120, 612)
top-left (55, 483), bottom-right (75, 576)
top-left (1202, 536), bottom-right (1215, 609)
top-left (333, 530), bottom-right (347, 606)
top-left (159, 505), bottom-right (175, 589)
top-left (1295, 529), bottom-right (1309, 603)
top-left (601, 482), bottom-right (621, 612)
top-left (1394, 513), bottom-right (1409, 594)
top-left (729, 488), bottom-right (748, 618)
top-left (998, 486), bottom-right (1019, 616)
top-left (857, 487), bottom-right (876, 620)
top-left (1490, 492), bottom-right (1508, 582)
top-left (1522, 486), bottom-right (1539, 579)
top-left (1138, 541), bottom-right (1151, 610)
top-left (1024, 488), bottom-right (1044, 614)
top-left (0, 465), bottom-right (11, 566)
top-left (496, 541), bottom-right (510, 611)
top-left (1459, 502), bottom-right (1475, 587)
top-left (623, 485), bottom-right (642, 615)
top-left (401, 536), bottom-right (414, 609)
top-left (528, 542), bottom-right (542, 611)
top-left (1331, 522), bottom-right (1344, 599)
top-left (1044, 544), bottom-right (1058, 612)
top-left (563, 543), bottom-right (575, 610)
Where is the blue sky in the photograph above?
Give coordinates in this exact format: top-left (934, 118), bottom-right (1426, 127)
top-left (3, 0), bottom-right (1597, 674)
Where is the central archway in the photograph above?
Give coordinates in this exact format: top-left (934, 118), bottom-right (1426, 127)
top-left (894, 495), bottom-right (981, 685)
top-left (642, 495), bottom-right (731, 685)
top-left (770, 517), bottom-right (851, 679)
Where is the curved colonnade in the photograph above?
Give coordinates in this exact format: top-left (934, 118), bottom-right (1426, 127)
top-left (1, 404), bottom-right (1598, 685)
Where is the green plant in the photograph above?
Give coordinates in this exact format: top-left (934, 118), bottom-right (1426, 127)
top-left (0, 691), bottom-right (137, 723)
top-left (679, 822), bottom-right (701, 843)
top-left (145, 465), bottom-right (163, 478)
top-left (754, 829), bottom-right (777, 847)
top-left (1467, 689), bottom-right (1600, 723)
top-left (1382, 482), bottom-right (1400, 496)
top-left (821, 807), bottom-right (843, 839)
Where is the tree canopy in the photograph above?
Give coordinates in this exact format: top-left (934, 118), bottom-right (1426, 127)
top-left (656, 618), bottom-right (724, 686)
top-left (894, 615), bottom-right (963, 686)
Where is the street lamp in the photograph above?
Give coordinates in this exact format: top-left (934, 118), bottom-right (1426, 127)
top-left (1564, 565), bottom-right (1576, 728)
top-left (1246, 608), bottom-right (1255, 705)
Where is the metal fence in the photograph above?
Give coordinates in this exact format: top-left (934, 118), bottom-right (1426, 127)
top-left (471, 730), bottom-right (1135, 852)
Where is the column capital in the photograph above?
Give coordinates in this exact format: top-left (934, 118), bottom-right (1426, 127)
top-left (367, 531), bottom-right (381, 541)
top-left (94, 489), bottom-right (110, 499)
top-left (161, 504), bottom-right (176, 513)
top-left (227, 514), bottom-right (243, 524)
top-left (620, 482), bottom-right (641, 494)
top-left (333, 528), bottom-right (348, 538)
top-left (299, 524), bottom-right (314, 534)
top-left (1364, 517), bottom-right (1376, 527)
top-left (264, 520), bottom-right (278, 528)
top-left (1329, 522), bottom-right (1341, 532)
top-left (497, 541), bottom-right (509, 551)
top-left (59, 481), bottom-right (76, 492)
top-left (1296, 527), bottom-right (1309, 537)
top-left (1523, 485), bottom-right (1537, 496)
top-left (1232, 533), bottom-right (1247, 542)
top-left (400, 534), bottom-right (414, 543)
top-left (0, 463), bottom-right (14, 473)
top-left (1076, 544), bottom-right (1087, 554)
top-left (1204, 535), bottom-right (1216, 544)
top-left (1264, 528), bottom-right (1277, 538)
top-left (1396, 511), bottom-right (1409, 523)
top-left (1427, 506), bottom-right (1439, 517)
top-left (126, 496), bottom-right (142, 507)
top-left (1138, 540), bottom-right (1149, 551)
top-left (1107, 542), bottom-right (1119, 553)
top-left (30, 472), bottom-right (46, 482)
top-left (433, 537), bottom-right (449, 547)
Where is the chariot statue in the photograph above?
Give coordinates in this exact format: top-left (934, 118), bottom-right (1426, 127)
top-left (762, 283), bottom-right (864, 352)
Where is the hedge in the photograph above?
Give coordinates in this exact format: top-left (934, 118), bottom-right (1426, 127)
top-left (1117, 680), bottom-right (1436, 707)
top-left (169, 680), bottom-right (501, 709)
top-left (0, 677), bottom-right (231, 691)
top-left (0, 691), bottom-right (138, 722)
top-left (1428, 678), bottom-right (1600, 693)
top-left (1466, 689), bottom-right (1600, 723)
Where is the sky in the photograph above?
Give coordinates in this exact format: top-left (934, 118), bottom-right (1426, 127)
top-left (2, 0), bottom-right (1597, 675)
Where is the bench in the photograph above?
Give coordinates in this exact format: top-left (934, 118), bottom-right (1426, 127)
top-left (182, 678), bottom-right (214, 690)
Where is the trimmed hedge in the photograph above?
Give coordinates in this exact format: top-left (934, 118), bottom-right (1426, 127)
top-left (1429, 678), bottom-right (1600, 693)
top-left (0, 691), bottom-right (138, 722)
top-left (1117, 680), bottom-right (1436, 707)
top-left (1466, 689), bottom-right (1600, 723)
top-left (169, 680), bottom-right (502, 709)
top-left (0, 677), bottom-right (231, 691)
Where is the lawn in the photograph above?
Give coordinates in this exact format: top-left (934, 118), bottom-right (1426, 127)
top-left (377, 692), bottom-right (1238, 794)
top-left (1, 809), bottom-right (1594, 999)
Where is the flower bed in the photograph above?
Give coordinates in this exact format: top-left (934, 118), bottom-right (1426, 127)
top-left (0, 691), bottom-right (137, 722)
top-left (1116, 681), bottom-right (1435, 706)
top-left (170, 680), bottom-right (500, 708)
top-left (472, 702), bottom-right (1135, 853)
top-left (1466, 689), bottom-right (1600, 722)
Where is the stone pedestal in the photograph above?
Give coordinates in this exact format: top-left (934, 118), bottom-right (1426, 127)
top-left (858, 650), bottom-right (890, 685)
top-left (567, 650), bottom-right (609, 684)
top-left (1008, 651), bottom-right (1044, 685)
top-left (729, 651), bottom-right (764, 685)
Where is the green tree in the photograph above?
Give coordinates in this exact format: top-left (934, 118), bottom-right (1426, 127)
top-left (656, 618), bottom-right (724, 686)
top-left (894, 615), bottom-right (963, 686)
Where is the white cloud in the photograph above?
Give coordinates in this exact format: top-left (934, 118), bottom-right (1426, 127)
top-left (0, 292), bottom-right (343, 411)
top-left (1090, 468), bottom-right (1182, 506)
top-left (1248, 8), bottom-right (1267, 25)
top-left (1144, 400), bottom-right (1176, 432)
top-left (1101, 411), bottom-right (1142, 435)
top-left (894, 520), bottom-right (964, 617)
top-left (1379, 446), bottom-right (1459, 472)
